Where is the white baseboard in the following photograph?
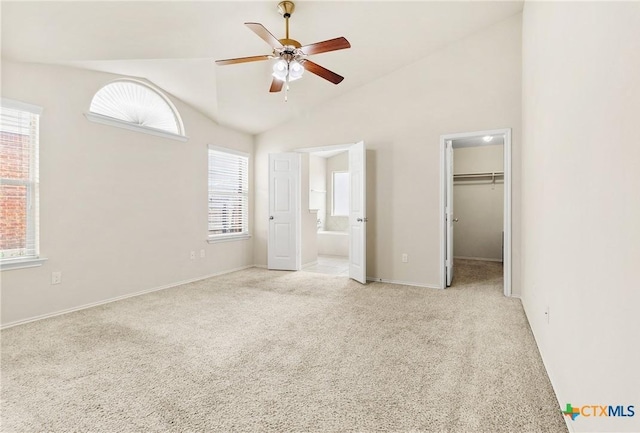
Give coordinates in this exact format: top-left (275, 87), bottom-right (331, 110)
top-left (0, 265), bottom-right (256, 330)
top-left (520, 298), bottom-right (574, 433)
top-left (302, 260), bottom-right (318, 269)
top-left (366, 276), bottom-right (441, 290)
top-left (253, 264), bottom-right (267, 269)
top-left (564, 416), bottom-right (576, 433)
top-left (454, 256), bottom-right (503, 262)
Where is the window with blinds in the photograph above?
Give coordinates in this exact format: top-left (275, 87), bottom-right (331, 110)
top-left (208, 146), bottom-right (249, 240)
top-left (0, 99), bottom-right (42, 261)
top-left (90, 80), bottom-right (182, 134)
top-left (85, 79), bottom-right (187, 142)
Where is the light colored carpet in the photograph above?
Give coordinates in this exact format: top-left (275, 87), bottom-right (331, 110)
top-left (1, 260), bottom-right (567, 432)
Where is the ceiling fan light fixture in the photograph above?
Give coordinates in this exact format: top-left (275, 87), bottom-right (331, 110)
top-left (272, 59), bottom-right (288, 81)
top-left (288, 60), bottom-right (304, 81)
top-left (272, 59), bottom-right (304, 82)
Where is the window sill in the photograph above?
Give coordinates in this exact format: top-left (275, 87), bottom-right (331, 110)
top-left (207, 234), bottom-right (252, 244)
top-left (1, 257), bottom-right (48, 271)
top-left (84, 112), bottom-right (189, 142)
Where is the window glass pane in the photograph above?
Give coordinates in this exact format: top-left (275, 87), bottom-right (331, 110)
top-left (333, 172), bottom-right (349, 216)
top-left (1, 102), bottom-right (39, 260)
top-left (0, 185), bottom-right (29, 256)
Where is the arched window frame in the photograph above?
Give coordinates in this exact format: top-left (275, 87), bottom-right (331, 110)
top-left (85, 79), bottom-right (188, 142)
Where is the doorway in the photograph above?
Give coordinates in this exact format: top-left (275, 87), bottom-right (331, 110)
top-left (305, 148), bottom-right (350, 276)
top-left (439, 129), bottom-right (512, 296)
top-left (267, 142), bottom-right (367, 284)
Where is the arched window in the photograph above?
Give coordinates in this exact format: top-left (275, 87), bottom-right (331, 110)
top-left (86, 79), bottom-right (186, 141)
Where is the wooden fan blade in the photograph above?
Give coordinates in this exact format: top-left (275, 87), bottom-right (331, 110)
top-left (215, 55), bottom-right (270, 66)
top-left (245, 22), bottom-right (284, 49)
top-left (302, 60), bottom-right (344, 85)
top-left (269, 78), bottom-right (284, 93)
top-left (300, 37), bottom-right (351, 55)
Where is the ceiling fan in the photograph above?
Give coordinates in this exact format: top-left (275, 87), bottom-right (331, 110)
top-left (215, 1), bottom-right (351, 99)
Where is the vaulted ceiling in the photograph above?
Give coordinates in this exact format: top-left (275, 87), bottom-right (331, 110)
top-left (1, 1), bottom-right (523, 135)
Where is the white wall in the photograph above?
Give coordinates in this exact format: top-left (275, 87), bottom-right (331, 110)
top-left (453, 145), bottom-right (504, 261)
top-left (521, 3), bottom-right (640, 432)
top-left (0, 61), bottom-right (254, 327)
top-left (254, 14), bottom-right (522, 289)
top-left (309, 154), bottom-right (326, 229)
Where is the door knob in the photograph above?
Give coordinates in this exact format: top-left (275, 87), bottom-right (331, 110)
top-left (269, 216), bottom-right (274, 220)
top-left (357, 217), bottom-right (368, 222)
top-left (453, 218), bottom-right (459, 222)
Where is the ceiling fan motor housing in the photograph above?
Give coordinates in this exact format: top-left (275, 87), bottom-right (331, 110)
top-left (274, 44), bottom-right (304, 65)
top-left (279, 39), bottom-right (301, 48)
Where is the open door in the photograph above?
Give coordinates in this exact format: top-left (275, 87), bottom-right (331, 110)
top-left (445, 140), bottom-right (454, 286)
top-left (348, 141), bottom-right (367, 284)
top-left (268, 153), bottom-right (301, 270)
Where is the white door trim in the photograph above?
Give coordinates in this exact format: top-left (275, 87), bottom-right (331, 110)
top-left (445, 140), bottom-right (454, 286)
top-left (439, 128), bottom-right (512, 296)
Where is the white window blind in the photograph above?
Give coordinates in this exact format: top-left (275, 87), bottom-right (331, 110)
top-left (208, 147), bottom-right (249, 238)
top-left (0, 99), bottom-right (41, 261)
top-left (89, 80), bottom-right (184, 136)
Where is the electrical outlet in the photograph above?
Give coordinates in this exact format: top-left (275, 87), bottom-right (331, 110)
top-left (402, 253), bottom-right (408, 263)
top-left (190, 251), bottom-right (195, 260)
top-left (51, 271), bottom-right (62, 285)
top-left (200, 249), bottom-right (205, 258)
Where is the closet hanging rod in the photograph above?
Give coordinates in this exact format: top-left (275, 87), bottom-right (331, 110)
top-left (454, 171), bottom-right (504, 185)
top-left (453, 171), bottom-right (504, 178)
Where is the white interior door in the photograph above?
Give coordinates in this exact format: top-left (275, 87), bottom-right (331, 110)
top-left (348, 141), bottom-right (367, 284)
top-left (446, 140), bottom-right (454, 286)
top-left (268, 153), bottom-right (301, 270)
